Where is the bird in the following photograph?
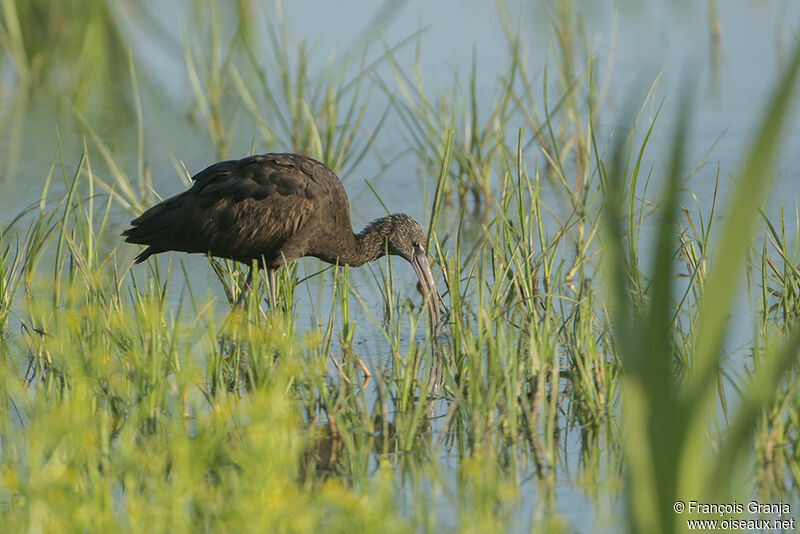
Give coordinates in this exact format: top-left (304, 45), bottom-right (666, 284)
top-left (122, 153), bottom-right (440, 325)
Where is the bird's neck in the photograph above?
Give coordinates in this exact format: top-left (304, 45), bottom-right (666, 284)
top-left (338, 217), bottom-right (393, 267)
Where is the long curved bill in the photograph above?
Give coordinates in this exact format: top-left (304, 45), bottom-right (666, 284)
top-left (411, 252), bottom-right (441, 329)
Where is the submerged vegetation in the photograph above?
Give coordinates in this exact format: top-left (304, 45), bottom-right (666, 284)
top-left (1, 1), bottom-right (800, 533)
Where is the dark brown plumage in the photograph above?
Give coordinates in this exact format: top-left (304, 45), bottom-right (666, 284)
top-left (123, 153), bottom-right (440, 322)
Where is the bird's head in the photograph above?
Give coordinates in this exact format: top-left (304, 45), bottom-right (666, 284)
top-left (381, 214), bottom-right (424, 261)
top-left (377, 214), bottom-right (441, 327)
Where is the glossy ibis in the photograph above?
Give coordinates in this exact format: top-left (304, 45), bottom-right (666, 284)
top-left (122, 153), bottom-right (440, 324)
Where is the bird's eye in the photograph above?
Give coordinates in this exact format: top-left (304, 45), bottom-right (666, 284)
top-left (412, 241), bottom-right (424, 253)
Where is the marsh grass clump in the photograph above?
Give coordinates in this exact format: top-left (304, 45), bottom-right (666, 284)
top-left (381, 48), bottom-right (510, 210)
top-left (180, 1), bottom-right (394, 176)
top-left (752, 206), bottom-right (800, 493)
top-left (605, 48), bottom-right (800, 534)
top-left (0, 201), bottom-right (411, 531)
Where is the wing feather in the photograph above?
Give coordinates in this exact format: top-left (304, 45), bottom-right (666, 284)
top-left (123, 154), bottom-right (330, 265)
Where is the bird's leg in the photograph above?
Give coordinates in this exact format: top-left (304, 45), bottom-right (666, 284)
top-left (235, 265), bottom-right (255, 307)
top-left (356, 357), bottom-right (371, 392)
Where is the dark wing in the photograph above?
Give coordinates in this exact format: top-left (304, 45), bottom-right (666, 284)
top-left (123, 154), bottom-right (335, 265)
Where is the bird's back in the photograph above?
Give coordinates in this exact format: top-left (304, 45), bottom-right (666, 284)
top-left (123, 153), bottom-right (353, 267)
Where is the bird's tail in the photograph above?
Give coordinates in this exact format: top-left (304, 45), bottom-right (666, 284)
top-left (122, 205), bottom-right (171, 263)
top-left (132, 246), bottom-right (159, 264)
